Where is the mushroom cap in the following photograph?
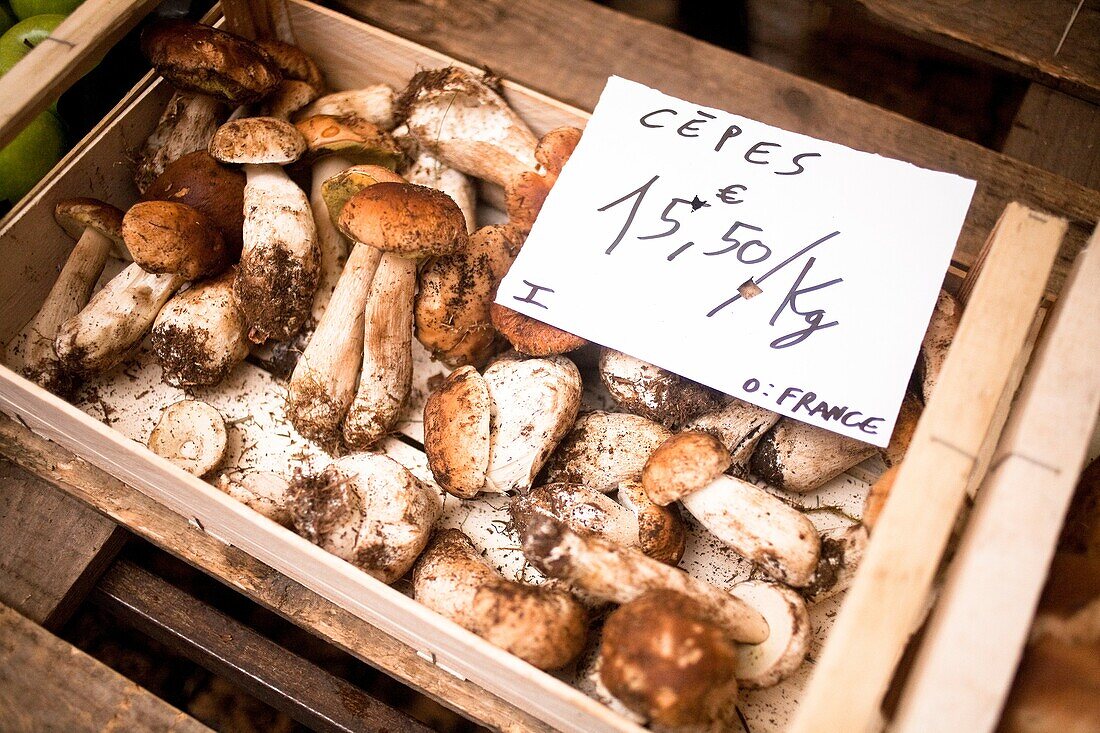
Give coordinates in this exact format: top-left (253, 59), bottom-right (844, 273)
top-left (615, 479), bottom-right (687, 565)
top-left (296, 114), bottom-right (404, 169)
top-left (642, 430), bottom-right (732, 505)
top-left (122, 200), bottom-right (229, 281)
top-left (254, 39), bottom-right (325, 93)
top-left (423, 365), bottom-right (491, 498)
top-left (489, 302), bottom-right (588, 356)
top-left (209, 117), bottom-right (307, 165)
top-left (730, 580), bottom-right (811, 688)
top-left (141, 151), bottom-right (246, 254)
top-left (148, 399), bottom-right (228, 478)
top-left (320, 164), bottom-right (405, 225)
top-left (600, 589), bottom-right (740, 727)
top-left (338, 181), bottom-right (467, 258)
top-left (535, 126), bottom-right (582, 177)
top-left (54, 198), bottom-right (125, 247)
top-left (140, 20), bottom-right (281, 105)
top-left (261, 79), bottom-right (321, 120)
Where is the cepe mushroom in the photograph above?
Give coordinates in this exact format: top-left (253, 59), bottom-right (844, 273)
top-left (750, 417), bottom-right (877, 493)
top-left (542, 411), bottom-right (672, 492)
top-left (729, 580), bottom-right (811, 688)
top-left (148, 399), bottom-right (228, 477)
top-left (288, 453), bottom-right (442, 583)
top-left (598, 590), bottom-right (740, 728)
top-left (599, 347), bottom-right (723, 429)
top-left (336, 182), bottom-right (468, 449)
top-left (685, 396), bottom-right (781, 471)
top-left (918, 289), bottom-right (961, 404)
top-left (643, 430), bottom-right (821, 587)
top-left (295, 84), bottom-right (397, 130)
top-left (140, 150), bottom-right (246, 255)
top-left (121, 200), bottom-right (229, 280)
top-left (521, 515), bottom-right (768, 644)
top-left (413, 529), bottom-right (587, 670)
top-left (11, 198), bottom-right (123, 394)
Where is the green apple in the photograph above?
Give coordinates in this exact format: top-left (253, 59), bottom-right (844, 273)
top-left (10, 0), bottom-right (79, 21)
top-left (0, 42), bottom-right (21, 74)
top-left (0, 109), bottom-right (65, 203)
top-left (0, 13), bottom-right (64, 56)
top-left (0, 3), bottom-right (16, 35)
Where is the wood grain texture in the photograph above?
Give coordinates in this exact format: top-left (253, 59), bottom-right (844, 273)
top-left (789, 204), bottom-right (1067, 733)
top-left (0, 458), bottom-right (125, 629)
top-left (0, 413), bottom-right (555, 733)
top-left (0, 0), bottom-right (164, 149)
top-left (1004, 85), bottom-right (1100, 190)
top-left (326, 0), bottom-right (1099, 296)
top-left (892, 222), bottom-right (1100, 733)
top-left (93, 561), bottom-right (433, 733)
top-left (840, 0), bottom-right (1100, 104)
top-left (0, 602), bottom-right (209, 733)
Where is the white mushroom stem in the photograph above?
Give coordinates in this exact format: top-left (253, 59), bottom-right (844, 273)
top-left (308, 155), bottom-right (357, 323)
top-left (680, 474), bottom-right (820, 587)
top-left (804, 524), bottom-right (868, 603)
top-left (55, 263), bottom-right (185, 375)
top-left (521, 515), bottom-right (769, 644)
top-left (402, 150), bottom-right (477, 233)
top-left (510, 483), bottom-right (641, 548)
top-left (12, 226), bottom-right (113, 391)
top-left (341, 253), bottom-right (415, 449)
top-left (286, 241), bottom-right (379, 443)
top-left (237, 163), bottom-right (319, 343)
top-left (135, 92), bottom-right (225, 194)
top-left (687, 398), bottom-right (781, 468)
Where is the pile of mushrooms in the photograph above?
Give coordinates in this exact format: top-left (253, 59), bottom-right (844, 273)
top-left (7, 35), bottom-right (968, 728)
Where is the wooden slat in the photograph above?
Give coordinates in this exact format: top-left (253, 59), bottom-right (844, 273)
top-left (0, 0), bottom-right (163, 149)
top-left (838, 0), bottom-right (1100, 104)
top-left (327, 0), bottom-right (1099, 296)
top-left (92, 560), bottom-right (432, 733)
top-left (0, 458), bottom-right (125, 629)
top-left (891, 222), bottom-right (1100, 732)
top-left (789, 203), bottom-right (1067, 733)
top-left (0, 412), bottom-right (555, 733)
top-left (0, 601), bottom-right (209, 732)
top-left (1003, 85), bottom-right (1100, 190)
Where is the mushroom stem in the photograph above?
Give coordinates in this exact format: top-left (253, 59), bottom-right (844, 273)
top-left (750, 418), bottom-right (877, 493)
top-left (521, 515), bottom-right (769, 644)
top-left (308, 154), bottom-right (356, 322)
top-left (237, 163), bottom-right (319, 343)
top-left (14, 226), bottom-right (113, 392)
top-left (135, 92), bottom-right (226, 194)
top-left (287, 242), bottom-right (380, 443)
top-left (55, 263), bottom-right (185, 375)
top-left (680, 474), bottom-right (821, 587)
top-left (341, 253), bottom-right (416, 449)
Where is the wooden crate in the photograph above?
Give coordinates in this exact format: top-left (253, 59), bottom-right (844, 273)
top-left (0, 1), bottom-right (1097, 730)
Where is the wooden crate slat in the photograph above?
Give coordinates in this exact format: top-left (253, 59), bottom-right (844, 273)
top-left (789, 203), bottom-right (1068, 733)
top-left (0, 601), bottom-right (210, 731)
top-left (0, 0), bottom-right (164, 149)
top-left (891, 222), bottom-right (1100, 732)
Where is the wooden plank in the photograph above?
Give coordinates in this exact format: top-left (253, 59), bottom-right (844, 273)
top-left (837, 0), bottom-right (1100, 105)
top-left (0, 413), bottom-right (557, 733)
top-left (0, 601), bottom-right (209, 732)
top-left (325, 0), bottom-right (1099, 295)
top-left (891, 223), bottom-right (1100, 732)
top-left (1003, 84), bottom-right (1100, 190)
top-left (0, 458), bottom-right (125, 629)
top-left (789, 203), bottom-right (1067, 733)
top-left (0, 0), bottom-right (164, 149)
top-left (92, 560), bottom-right (432, 733)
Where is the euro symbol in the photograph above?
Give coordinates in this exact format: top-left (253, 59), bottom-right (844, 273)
top-left (716, 184), bottom-right (747, 204)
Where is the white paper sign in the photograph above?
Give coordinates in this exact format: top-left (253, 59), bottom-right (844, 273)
top-left (496, 77), bottom-right (976, 447)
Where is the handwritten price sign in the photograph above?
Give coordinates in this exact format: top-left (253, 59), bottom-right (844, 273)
top-left (496, 77), bottom-right (976, 446)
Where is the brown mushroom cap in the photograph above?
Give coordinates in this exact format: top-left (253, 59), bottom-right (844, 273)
top-left (643, 431), bottom-right (732, 506)
top-left (535, 126), bottom-right (582, 176)
top-left (141, 151), bottom-right (246, 255)
top-left (600, 589), bottom-right (739, 727)
top-left (296, 114), bottom-right (404, 169)
top-left (337, 182), bottom-right (467, 258)
top-left (209, 117), bottom-right (307, 165)
top-left (423, 365), bottom-right (491, 498)
top-left (54, 198), bottom-right (125, 248)
top-left (254, 39), bottom-right (325, 93)
top-left (320, 164), bottom-right (405, 225)
top-left (262, 79), bottom-right (321, 120)
top-left (489, 302), bottom-right (588, 356)
top-left (141, 20), bottom-right (281, 105)
top-left (122, 201), bottom-right (229, 280)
